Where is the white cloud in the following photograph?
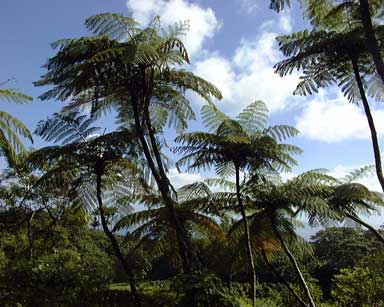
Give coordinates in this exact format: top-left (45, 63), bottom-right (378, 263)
top-left (239, 0), bottom-right (258, 14)
top-left (278, 12), bottom-right (293, 33)
top-left (296, 93), bottom-right (384, 142)
top-left (126, 0), bottom-right (221, 57)
top-left (168, 168), bottom-right (204, 189)
top-left (194, 55), bottom-right (236, 102)
top-left (192, 14), bottom-right (302, 114)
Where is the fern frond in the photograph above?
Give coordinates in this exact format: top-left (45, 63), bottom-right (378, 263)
top-left (236, 100), bottom-right (269, 134)
top-left (85, 13), bottom-right (139, 41)
top-left (201, 102), bottom-right (230, 132)
top-left (0, 89), bottom-right (32, 103)
top-left (264, 125), bottom-right (300, 141)
top-left (343, 165), bottom-right (375, 183)
top-left (35, 111), bottom-right (100, 144)
top-left (178, 181), bottom-right (212, 202)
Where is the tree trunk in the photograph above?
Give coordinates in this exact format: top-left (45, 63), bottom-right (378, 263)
top-left (351, 56), bottom-right (384, 192)
top-left (359, 0), bottom-right (384, 85)
top-left (145, 107), bottom-right (199, 271)
top-left (235, 166), bottom-right (257, 307)
top-left (261, 249), bottom-right (309, 307)
top-left (95, 168), bottom-right (141, 307)
top-left (131, 95), bottom-right (196, 273)
top-left (344, 212), bottom-right (384, 245)
top-left (270, 218), bottom-right (316, 307)
top-left (27, 211), bottom-right (35, 261)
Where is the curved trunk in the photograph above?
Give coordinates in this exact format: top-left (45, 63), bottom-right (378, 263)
top-left (359, 0), bottom-right (384, 85)
top-left (145, 106), bottom-right (199, 272)
top-left (344, 212), bottom-right (384, 245)
top-left (96, 168), bottom-right (141, 307)
top-left (270, 218), bottom-right (316, 307)
top-left (351, 56), bottom-right (384, 192)
top-left (131, 95), bottom-right (196, 273)
top-left (261, 249), bottom-right (309, 307)
top-left (235, 165), bottom-right (257, 307)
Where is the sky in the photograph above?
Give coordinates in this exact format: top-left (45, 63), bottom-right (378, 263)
top-left (1, 0), bottom-right (383, 229)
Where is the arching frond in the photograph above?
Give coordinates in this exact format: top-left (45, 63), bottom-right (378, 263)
top-left (0, 87), bottom-right (33, 165)
top-left (35, 111), bottom-right (100, 144)
top-left (0, 89), bottom-right (32, 103)
top-left (367, 72), bottom-right (384, 102)
top-left (201, 102), bottom-right (230, 132)
top-left (166, 69), bottom-right (222, 102)
top-left (236, 100), bottom-right (268, 134)
top-left (85, 13), bottom-right (139, 41)
top-left (178, 181), bottom-right (212, 202)
top-left (204, 177), bottom-right (236, 192)
top-left (264, 124), bottom-right (300, 141)
top-left (343, 165), bottom-right (375, 183)
top-left (0, 111), bottom-right (33, 144)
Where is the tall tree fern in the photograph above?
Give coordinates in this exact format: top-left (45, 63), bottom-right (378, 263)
top-left (35, 13), bottom-right (222, 273)
top-left (274, 4), bottom-right (384, 193)
top-left (31, 112), bottom-right (144, 306)
top-left (175, 101), bottom-right (301, 307)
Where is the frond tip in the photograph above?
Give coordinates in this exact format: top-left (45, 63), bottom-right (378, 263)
top-left (0, 89), bottom-right (32, 103)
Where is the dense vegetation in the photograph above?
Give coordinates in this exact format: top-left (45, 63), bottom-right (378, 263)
top-left (1, 0), bottom-right (384, 306)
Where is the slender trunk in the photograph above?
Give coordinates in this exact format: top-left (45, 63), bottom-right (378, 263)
top-left (144, 107), bottom-right (200, 271)
top-left (351, 56), bottom-right (384, 192)
top-left (235, 165), bottom-right (256, 307)
top-left (261, 249), bottom-right (309, 307)
top-left (27, 211), bottom-right (35, 261)
top-left (95, 168), bottom-right (141, 307)
top-left (131, 95), bottom-right (195, 273)
top-left (359, 0), bottom-right (384, 85)
top-left (270, 218), bottom-right (316, 307)
top-left (344, 212), bottom-right (384, 245)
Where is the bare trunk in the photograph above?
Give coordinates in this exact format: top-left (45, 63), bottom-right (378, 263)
top-left (145, 107), bottom-right (199, 271)
top-left (261, 249), bottom-right (309, 307)
top-left (96, 168), bottom-right (141, 307)
top-left (270, 218), bottom-right (316, 307)
top-left (131, 96), bottom-right (195, 273)
top-left (351, 56), bottom-right (384, 192)
top-left (235, 165), bottom-right (257, 307)
top-left (359, 0), bottom-right (384, 85)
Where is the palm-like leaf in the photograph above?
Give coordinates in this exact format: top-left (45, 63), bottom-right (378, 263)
top-left (35, 111), bottom-right (100, 144)
top-left (0, 88), bottom-right (33, 166)
top-left (0, 89), bottom-right (32, 103)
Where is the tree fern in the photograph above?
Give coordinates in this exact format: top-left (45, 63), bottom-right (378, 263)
top-left (274, 1), bottom-right (384, 194)
top-left (35, 12), bottom-right (224, 273)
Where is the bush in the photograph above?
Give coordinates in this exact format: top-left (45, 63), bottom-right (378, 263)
top-left (171, 271), bottom-right (248, 307)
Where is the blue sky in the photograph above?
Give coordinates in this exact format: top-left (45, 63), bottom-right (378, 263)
top-left (1, 0), bottom-right (383, 227)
